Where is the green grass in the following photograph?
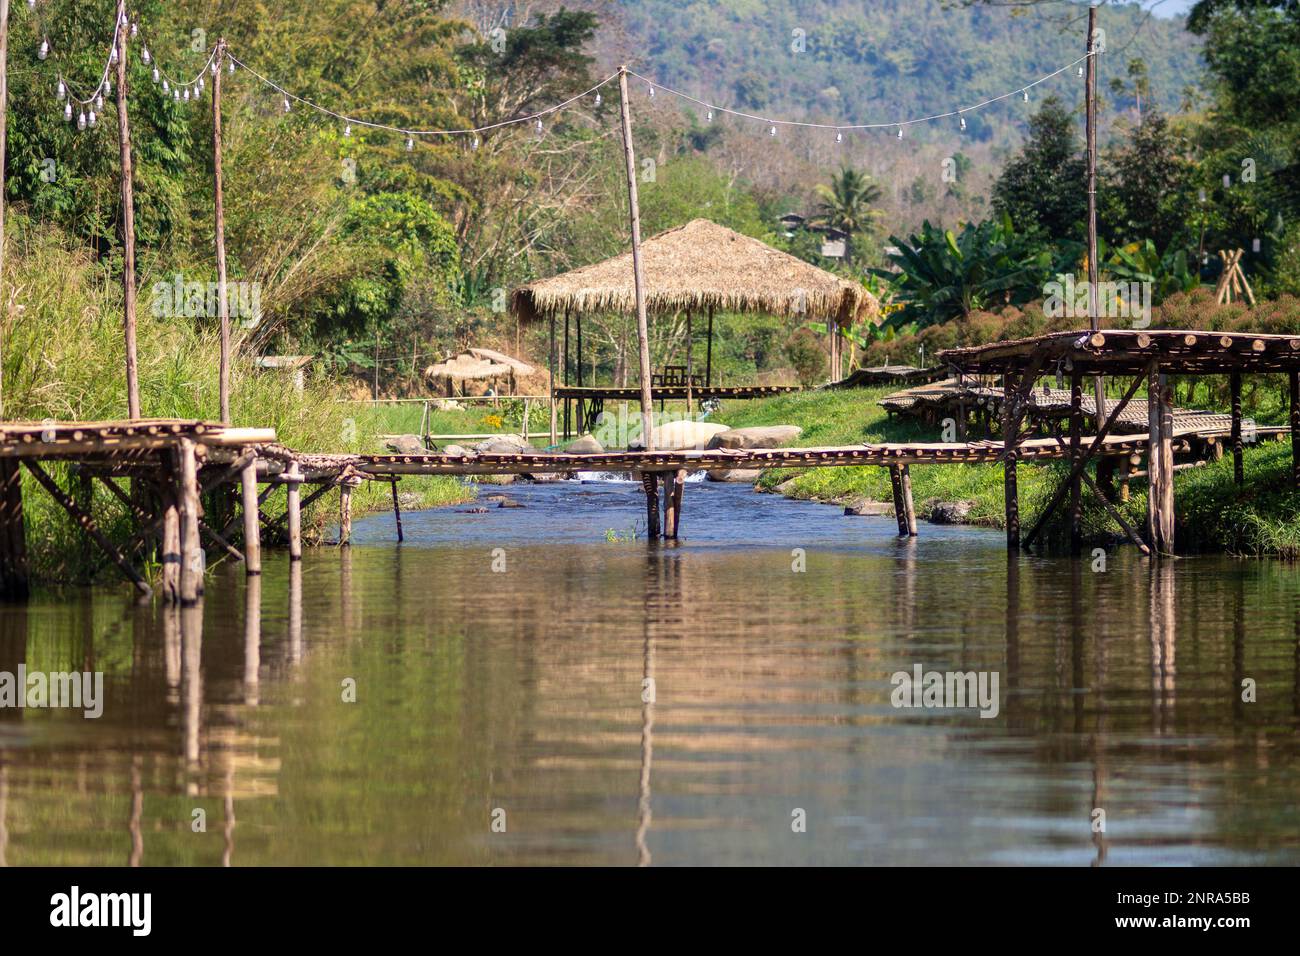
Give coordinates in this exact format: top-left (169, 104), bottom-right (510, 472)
top-left (712, 387), bottom-right (1300, 556)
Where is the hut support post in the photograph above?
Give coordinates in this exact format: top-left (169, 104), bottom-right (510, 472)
top-left (391, 478), bottom-right (404, 542)
top-left (549, 315), bottom-right (557, 446)
top-left (286, 462), bottom-right (302, 561)
top-left (685, 311), bottom-right (694, 414)
top-left (576, 311), bottom-right (584, 433)
top-left (705, 305), bottom-right (714, 387)
top-left (0, 459), bottom-right (29, 599)
top-left (641, 472), bottom-right (660, 540)
top-left (618, 66), bottom-right (655, 453)
top-left (178, 438), bottom-right (203, 605)
top-left (1291, 370), bottom-right (1300, 489)
top-left (240, 455), bottom-right (261, 575)
top-left (1069, 370), bottom-right (1083, 553)
top-left (1230, 372), bottom-right (1243, 485)
top-left (339, 484), bottom-right (352, 546)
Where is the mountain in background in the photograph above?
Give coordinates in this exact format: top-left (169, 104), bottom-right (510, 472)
top-left (608, 0), bottom-right (1203, 142)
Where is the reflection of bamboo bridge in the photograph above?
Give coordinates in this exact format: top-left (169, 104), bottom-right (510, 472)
top-left (3, 327), bottom-right (1299, 600)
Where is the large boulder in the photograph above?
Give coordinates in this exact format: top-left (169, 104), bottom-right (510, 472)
top-left (705, 468), bottom-right (763, 483)
top-left (630, 420), bottom-right (730, 451)
top-left (384, 434), bottom-right (426, 455)
top-left (930, 500), bottom-right (975, 524)
top-left (473, 434), bottom-right (535, 455)
top-left (566, 433), bottom-right (605, 454)
top-left (706, 425), bottom-right (803, 450)
top-left (440, 444), bottom-right (473, 457)
top-left (844, 498), bottom-right (894, 517)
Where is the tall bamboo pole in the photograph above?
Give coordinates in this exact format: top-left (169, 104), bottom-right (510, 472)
top-left (618, 67), bottom-right (654, 452)
top-left (0, 0), bottom-right (9, 420)
top-left (114, 0), bottom-right (140, 419)
top-left (1086, 6), bottom-right (1104, 422)
top-left (213, 39), bottom-right (231, 423)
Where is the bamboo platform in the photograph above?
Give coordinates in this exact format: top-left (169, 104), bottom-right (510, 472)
top-left (554, 384), bottom-right (800, 436)
top-left (827, 364), bottom-right (948, 389)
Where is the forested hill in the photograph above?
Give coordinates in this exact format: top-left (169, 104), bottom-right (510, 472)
top-left (609, 0), bottom-right (1203, 141)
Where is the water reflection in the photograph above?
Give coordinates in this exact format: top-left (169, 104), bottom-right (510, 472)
top-left (0, 482), bottom-right (1298, 865)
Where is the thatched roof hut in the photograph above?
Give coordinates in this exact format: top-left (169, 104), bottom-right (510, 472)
top-left (509, 218), bottom-right (877, 326)
top-left (424, 348), bottom-right (538, 396)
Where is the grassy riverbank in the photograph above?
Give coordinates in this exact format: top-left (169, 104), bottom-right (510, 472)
top-left (712, 387), bottom-right (1300, 558)
top-left (4, 224), bottom-right (472, 583)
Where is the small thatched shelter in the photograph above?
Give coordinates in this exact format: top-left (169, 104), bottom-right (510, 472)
top-left (510, 218), bottom-right (877, 392)
top-left (424, 348), bottom-right (536, 397)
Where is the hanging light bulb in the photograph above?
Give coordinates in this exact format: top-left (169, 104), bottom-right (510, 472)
top-left (1022, 89), bottom-right (1029, 102)
top-left (152, 67), bottom-right (160, 83)
top-left (471, 135), bottom-right (480, 150)
top-left (131, 21), bottom-right (138, 38)
top-left (88, 109), bottom-right (97, 127)
top-left (27, 0), bottom-right (36, 11)
top-left (228, 59), bottom-right (235, 75)
top-left (77, 110), bottom-right (87, 130)
top-left (162, 79), bottom-right (170, 92)
top-left (535, 117), bottom-right (543, 136)
top-left (105, 78), bottom-right (111, 96)
top-left (283, 96), bottom-right (291, 112)
top-left (594, 91), bottom-right (602, 107)
top-left (344, 122), bottom-right (352, 137)
top-left (835, 130), bottom-right (843, 144)
top-left (211, 59), bottom-right (219, 76)
top-left (63, 101), bottom-right (73, 122)
top-left (897, 125), bottom-right (904, 139)
top-left (183, 87), bottom-right (191, 102)
top-left (1077, 65), bottom-right (1084, 77)
top-left (110, 47), bottom-right (119, 66)
top-left (56, 79), bottom-right (66, 101)
top-left (406, 135), bottom-right (414, 151)
top-left (173, 88), bottom-right (180, 101)
top-left (141, 47), bottom-right (151, 64)
top-left (959, 113), bottom-right (966, 131)
top-left (38, 38), bottom-right (49, 60)
top-left (768, 124), bottom-right (776, 137)
top-left (647, 85), bottom-right (655, 98)
top-left (706, 109), bottom-right (713, 122)
top-left (95, 93), bottom-right (104, 110)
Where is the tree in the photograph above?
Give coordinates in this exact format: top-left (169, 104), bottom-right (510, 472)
top-left (810, 167), bottom-right (882, 264)
top-left (1101, 113), bottom-right (1192, 252)
top-left (991, 97), bottom-right (1087, 243)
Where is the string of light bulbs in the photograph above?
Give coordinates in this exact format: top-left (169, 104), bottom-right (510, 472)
top-left (28, 4), bottom-right (1099, 147)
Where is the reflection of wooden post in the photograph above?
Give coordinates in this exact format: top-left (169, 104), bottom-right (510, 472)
top-left (115, 0), bottom-right (141, 418)
top-left (240, 456), bottom-right (260, 574)
top-left (243, 573), bottom-right (261, 706)
top-left (286, 462), bottom-right (302, 560)
top-left (213, 39), bottom-right (231, 423)
top-left (618, 67), bottom-right (655, 452)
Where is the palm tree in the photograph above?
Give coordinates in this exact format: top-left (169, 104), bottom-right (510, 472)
top-left (811, 167), bottom-right (883, 263)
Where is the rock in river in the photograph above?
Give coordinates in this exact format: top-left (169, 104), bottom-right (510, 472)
top-left (706, 468), bottom-right (763, 483)
top-left (843, 498), bottom-right (894, 517)
top-left (566, 433), bottom-right (605, 454)
top-left (385, 434), bottom-right (425, 455)
top-left (930, 500), bottom-right (975, 524)
top-left (706, 425), bottom-right (803, 449)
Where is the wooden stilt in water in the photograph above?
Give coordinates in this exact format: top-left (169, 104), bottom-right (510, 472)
top-left (1069, 370), bottom-right (1083, 553)
top-left (888, 464), bottom-right (908, 537)
top-left (178, 438), bottom-right (203, 605)
top-left (899, 463), bottom-right (918, 537)
top-left (662, 472), bottom-right (676, 539)
top-left (1230, 372), bottom-right (1243, 485)
top-left (161, 459), bottom-right (180, 602)
top-left (641, 472), bottom-right (660, 539)
top-left (390, 479), bottom-right (404, 542)
top-left (0, 459), bottom-right (29, 599)
top-left (1146, 361), bottom-right (1175, 556)
top-left (671, 469), bottom-right (685, 538)
top-left (339, 483), bottom-right (352, 546)
top-left (286, 461), bottom-right (302, 561)
top-left (240, 456), bottom-right (261, 575)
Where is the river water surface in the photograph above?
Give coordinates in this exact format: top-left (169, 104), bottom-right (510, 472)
top-left (1, 480), bottom-right (1298, 865)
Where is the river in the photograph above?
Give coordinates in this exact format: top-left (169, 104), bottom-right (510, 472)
top-left (1, 480), bottom-right (1298, 865)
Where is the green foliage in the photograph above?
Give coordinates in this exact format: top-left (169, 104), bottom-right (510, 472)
top-left (783, 327), bottom-right (828, 387)
top-left (809, 166), bottom-right (882, 262)
top-left (991, 96), bottom-right (1087, 242)
top-left (878, 216), bottom-right (1054, 328)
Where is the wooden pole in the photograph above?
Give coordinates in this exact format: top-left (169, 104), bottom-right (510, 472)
top-left (1085, 6), bottom-right (1105, 423)
top-left (1158, 374), bottom-right (1175, 552)
top-left (286, 461), bottom-right (302, 560)
top-left (705, 305), bottom-right (714, 388)
top-left (1146, 362), bottom-right (1174, 555)
top-left (178, 438), bottom-right (203, 605)
top-left (618, 67), bottom-right (655, 452)
top-left (888, 464), bottom-right (908, 538)
top-left (1069, 370), bottom-right (1083, 552)
top-left (240, 455), bottom-right (261, 575)
top-left (390, 478), bottom-right (404, 542)
top-left (212, 39), bottom-right (231, 424)
top-left (114, 1), bottom-right (141, 419)
top-left (339, 484), bottom-right (352, 546)
top-left (641, 472), bottom-right (660, 539)
top-left (663, 471), bottom-right (677, 539)
top-left (1230, 371), bottom-right (1243, 485)
top-left (1291, 370), bottom-right (1300, 489)
top-left (670, 469), bottom-right (685, 538)
top-left (685, 311), bottom-right (694, 414)
top-left (0, 458), bottom-right (28, 599)
top-left (899, 463), bottom-right (918, 536)
top-left (1002, 374), bottom-right (1021, 549)
top-left (0, 0), bottom-right (9, 419)
top-left (162, 461), bottom-right (180, 602)
top-left (548, 315), bottom-right (557, 446)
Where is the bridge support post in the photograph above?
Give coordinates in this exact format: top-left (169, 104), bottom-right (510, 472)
top-left (888, 464), bottom-right (915, 537)
top-left (178, 438), bottom-right (204, 605)
top-left (1069, 371), bottom-right (1083, 554)
top-left (1230, 372), bottom-right (1243, 485)
top-left (0, 459), bottom-right (29, 599)
top-left (391, 478), bottom-right (404, 542)
top-left (240, 455), bottom-right (261, 575)
top-left (286, 461), bottom-right (303, 561)
top-left (1146, 361), bottom-right (1175, 556)
top-left (339, 483), bottom-right (352, 546)
top-left (641, 472), bottom-right (660, 539)
top-left (664, 469), bottom-right (686, 539)
top-left (1290, 370), bottom-right (1299, 488)
top-left (899, 464), bottom-right (917, 536)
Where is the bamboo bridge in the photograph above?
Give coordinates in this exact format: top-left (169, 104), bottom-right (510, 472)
top-left (2, 329), bottom-right (1298, 601)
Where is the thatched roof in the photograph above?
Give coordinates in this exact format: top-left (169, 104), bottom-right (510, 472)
top-left (510, 219), bottom-right (877, 326)
top-left (424, 348), bottom-right (535, 383)
top-left (466, 347), bottom-right (534, 376)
